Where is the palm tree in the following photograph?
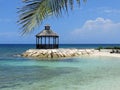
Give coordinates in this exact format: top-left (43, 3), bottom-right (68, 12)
top-left (18, 0), bottom-right (86, 34)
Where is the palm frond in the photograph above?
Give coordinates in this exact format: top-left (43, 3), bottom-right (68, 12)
top-left (18, 0), bottom-right (86, 35)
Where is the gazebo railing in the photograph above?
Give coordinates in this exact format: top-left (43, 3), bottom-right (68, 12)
top-left (36, 44), bottom-right (58, 49)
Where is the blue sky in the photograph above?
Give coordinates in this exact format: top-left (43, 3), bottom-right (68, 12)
top-left (0, 0), bottom-right (120, 44)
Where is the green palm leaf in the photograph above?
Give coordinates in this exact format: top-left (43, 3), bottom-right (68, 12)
top-left (18, 0), bottom-right (86, 34)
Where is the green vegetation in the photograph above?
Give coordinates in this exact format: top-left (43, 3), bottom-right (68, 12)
top-left (96, 46), bottom-right (120, 50)
top-left (18, 0), bottom-right (86, 34)
top-left (96, 46), bottom-right (103, 51)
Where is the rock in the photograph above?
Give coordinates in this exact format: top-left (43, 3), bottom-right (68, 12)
top-left (48, 53), bottom-right (51, 58)
top-left (77, 51), bottom-right (82, 55)
top-left (22, 49), bottom-right (95, 59)
top-left (51, 52), bottom-right (58, 58)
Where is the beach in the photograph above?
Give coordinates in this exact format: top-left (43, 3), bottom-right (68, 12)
top-left (91, 51), bottom-right (120, 58)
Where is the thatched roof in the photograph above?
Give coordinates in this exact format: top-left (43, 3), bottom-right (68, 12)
top-left (36, 25), bottom-right (59, 37)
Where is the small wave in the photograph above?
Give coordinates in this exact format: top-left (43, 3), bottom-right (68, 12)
top-left (13, 54), bottom-right (21, 57)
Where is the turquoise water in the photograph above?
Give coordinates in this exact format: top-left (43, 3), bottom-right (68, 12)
top-left (0, 44), bottom-right (120, 90)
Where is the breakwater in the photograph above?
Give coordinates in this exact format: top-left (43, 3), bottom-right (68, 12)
top-left (22, 48), bottom-right (95, 58)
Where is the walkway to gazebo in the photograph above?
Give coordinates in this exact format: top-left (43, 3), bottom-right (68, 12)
top-left (36, 25), bottom-right (59, 49)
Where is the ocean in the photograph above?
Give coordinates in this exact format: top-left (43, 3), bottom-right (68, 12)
top-left (0, 44), bottom-right (120, 90)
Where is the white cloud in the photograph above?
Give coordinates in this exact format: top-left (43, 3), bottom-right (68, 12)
top-left (0, 32), bottom-right (35, 44)
top-left (71, 17), bottom-right (120, 43)
top-left (89, 7), bottom-right (120, 15)
top-left (104, 9), bottom-right (119, 13)
top-left (0, 18), bottom-right (12, 23)
top-left (103, 9), bottom-right (120, 14)
top-left (0, 32), bottom-right (18, 36)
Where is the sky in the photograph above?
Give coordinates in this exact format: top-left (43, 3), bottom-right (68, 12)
top-left (0, 0), bottom-right (120, 44)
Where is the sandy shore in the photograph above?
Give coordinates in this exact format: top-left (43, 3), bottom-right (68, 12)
top-left (91, 51), bottom-right (120, 58)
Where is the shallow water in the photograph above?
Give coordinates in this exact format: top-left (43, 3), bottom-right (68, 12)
top-left (0, 44), bottom-right (120, 90)
top-left (0, 56), bottom-right (120, 90)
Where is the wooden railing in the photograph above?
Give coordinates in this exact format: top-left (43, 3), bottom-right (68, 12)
top-left (36, 44), bottom-right (59, 49)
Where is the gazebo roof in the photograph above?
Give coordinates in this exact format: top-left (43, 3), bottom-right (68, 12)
top-left (36, 25), bottom-right (59, 37)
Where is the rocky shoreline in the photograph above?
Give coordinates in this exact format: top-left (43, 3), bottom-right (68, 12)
top-left (22, 48), bottom-right (95, 58)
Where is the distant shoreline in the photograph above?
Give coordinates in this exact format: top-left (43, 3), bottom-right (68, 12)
top-left (0, 44), bottom-right (120, 45)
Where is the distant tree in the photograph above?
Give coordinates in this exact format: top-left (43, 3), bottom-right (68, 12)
top-left (18, 0), bottom-right (86, 34)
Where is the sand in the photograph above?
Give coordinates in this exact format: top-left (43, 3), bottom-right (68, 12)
top-left (91, 50), bottom-right (120, 58)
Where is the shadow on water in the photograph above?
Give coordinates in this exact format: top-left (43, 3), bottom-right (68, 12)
top-left (27, 56), bottom-right (81, 62)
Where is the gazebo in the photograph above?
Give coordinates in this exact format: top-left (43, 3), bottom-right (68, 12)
top-left (36, 25), bottom-right (59, 49)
